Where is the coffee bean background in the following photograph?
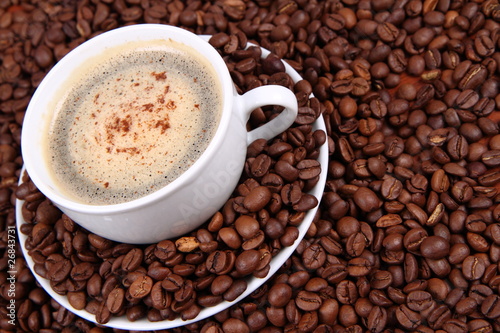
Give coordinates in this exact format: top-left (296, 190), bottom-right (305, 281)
top-left (1, 0), bottom-right (500, 332)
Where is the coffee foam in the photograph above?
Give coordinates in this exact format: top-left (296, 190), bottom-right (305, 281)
top-left (46, 40), bottom-right (222, 205)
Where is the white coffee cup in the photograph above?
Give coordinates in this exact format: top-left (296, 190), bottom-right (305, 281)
top-left (21, 24), bottom-right (298, 244)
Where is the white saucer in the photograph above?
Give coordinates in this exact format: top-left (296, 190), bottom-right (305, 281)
top-left (16, 35), bottom-right (329, 331)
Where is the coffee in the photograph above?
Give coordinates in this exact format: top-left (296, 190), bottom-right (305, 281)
top-left (45, 39), bottom-right (222, 205)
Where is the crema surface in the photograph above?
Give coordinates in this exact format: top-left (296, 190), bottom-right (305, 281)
top-left (47, 40), bottom-right (222, 205)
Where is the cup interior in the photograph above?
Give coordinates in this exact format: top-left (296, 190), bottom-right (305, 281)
top-left (21, 24), bottom-right (234, 211)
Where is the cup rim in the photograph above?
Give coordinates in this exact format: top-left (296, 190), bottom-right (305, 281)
top-left (21, 24), bottom-right (234, 213)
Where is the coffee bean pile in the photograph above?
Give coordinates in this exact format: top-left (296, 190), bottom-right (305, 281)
top-left (1, 0), bottom-right (500, 332)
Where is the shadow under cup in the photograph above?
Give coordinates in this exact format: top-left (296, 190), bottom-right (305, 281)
top-left (21, 24), bottom-right (298, 244)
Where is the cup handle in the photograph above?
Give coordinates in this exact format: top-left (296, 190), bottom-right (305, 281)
top-left (236, 85), bottom-right (298, 145)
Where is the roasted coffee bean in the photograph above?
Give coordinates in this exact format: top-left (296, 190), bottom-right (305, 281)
top-left (106, 287), bottom-right (125, 314)
top-left (458, 64), bottom-right (488, 90)
top-left (353, 187), bottom-right (381, 212)
top-left (365, 305), bottom-right (387, 332)
top-left (462, 256), bottom-right (486, 280)
top-left (428, 304), bottom-right (452, 329)
top-left (377, 22), bottom-right (399, 42)
top-left (335, 280), bottom-right (358, 304)
top-left (129, 275), bottom-right (153, 299)
top-left (67, 291), bottom-right (86, 311)
top-left (408, 55), bottom-right (426, 76)
top-left (154, 240), bottom-right (176, 260)
top-left (233, 215), bottom-right (259, 239)
top-left (121, 248), bottom-right (143, 272)
top-left (443, 319), bottom-right (468, 333)
top-left (388, 49), bottom-right (407, 73)
top-left (464, 215), bottom-right (486, 234)
top-left (396, 304), bottom-right (421, 330)
top-left (295, 290), bottom-right (322, 311)
top-left (370, 270), bottom-right (393, 290)
top-left (267, 283), bottom-right (292, 308)
top-left (407, 290), bottom-right (433, 311)
top-left (150, 281), bottom-right (170, 310)
top-left (222, 318), bottom-right (250, 333)
top-left (243, 186), bottom-right (271, 212)
top-left (381, 176), bottom-right (403, 200)
top-left (219, 228), bottom-right (242, 249)
top-left (469, 284), bottom-right (494, 305)
top-left (420, 236), bottom-right (450, 259)
top-left (467, 319), bottom-right (493, 333)
top-left (480, 294), bottom-right (500, 319)
top-left (448, 243), bottom-right (470, 265)
top-left (223, 279), bottom-right (247, 302)
top-left (46, 258), bottom-right (71, 282)
top-left (302, 243), bottom-right (326, 270)
top-left (339, 96), bottom-right (357, 118)
top-left (455, 297), bottom-right (478, 315)
top-left (210, 275), bottom-right (232, 296)
top-left (403, 228), bottom-right (428, 254)
top-left (70, 262), bottom-right (94, 281)
top-left (234, 250), bottom-right (260, 276)
top-left (482, 150), bottom-right (500, 167)
top-left (206, 251), bottom-right (232, 275)
top-left (347, 257), bottom-right (372, 277)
